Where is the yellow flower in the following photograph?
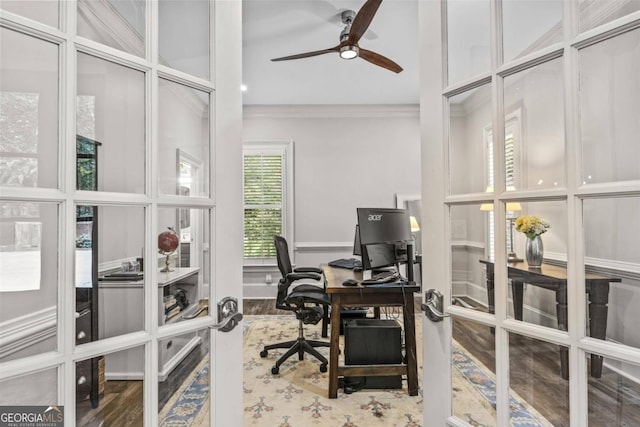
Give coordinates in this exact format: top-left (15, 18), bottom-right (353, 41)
top-left (515, 215), bottom-right (550, 239)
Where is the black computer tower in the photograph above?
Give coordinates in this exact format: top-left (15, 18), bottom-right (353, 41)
top-left (344, 319), bottom-right (403, 389)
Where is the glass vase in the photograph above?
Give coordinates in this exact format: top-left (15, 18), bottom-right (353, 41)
top-left (525, 235), bottom-right (544, 267)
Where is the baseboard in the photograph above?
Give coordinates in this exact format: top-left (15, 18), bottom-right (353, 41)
top-left (243, 283), bottom-right (278, 299)
top-left (159, 336), bottom-right (202, 382)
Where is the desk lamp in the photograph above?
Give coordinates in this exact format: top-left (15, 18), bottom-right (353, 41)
top-left (480, 187), bottom-right (522, 262)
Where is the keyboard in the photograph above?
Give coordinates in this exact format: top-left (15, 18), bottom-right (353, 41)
top-left (328, 258), bottom-right (363, 270)
top-left (361, 270), bottom-right (401, 285)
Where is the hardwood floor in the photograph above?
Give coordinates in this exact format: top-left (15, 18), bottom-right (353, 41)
top-left (75, 298), bottom-right (640, 426)
top-left (451, 299), bottom-right (640, 427)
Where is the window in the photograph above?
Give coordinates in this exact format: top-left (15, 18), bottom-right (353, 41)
top-left (485, 111), bottom-right (521, 260)
top-left (242, 142), bottom-right (293, 263)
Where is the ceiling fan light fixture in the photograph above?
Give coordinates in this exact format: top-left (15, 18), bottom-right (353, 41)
top-left (339, 45), bottom-right (359, 60)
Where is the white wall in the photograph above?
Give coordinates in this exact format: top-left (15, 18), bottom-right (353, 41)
top-left (242, 105), bottom-right (420, 296)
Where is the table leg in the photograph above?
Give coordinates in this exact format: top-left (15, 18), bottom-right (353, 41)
top-left (403, 295), bottom-right (419, 396)
top-left (485, 264), bottom-right (495, 315)
top-left (555, 282), bottom-right (569, 380)
top-left (485, 264), bottom-right (495, 333)
top-left (328, 297), bottom-right (341, 398)
top-left (511, 280), bottom-right (524, 320)
top-left (588, 281), bottom-right (610, 378)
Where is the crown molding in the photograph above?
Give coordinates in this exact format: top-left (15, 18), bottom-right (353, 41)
top-left (243, 104), bottom-right (419, 119)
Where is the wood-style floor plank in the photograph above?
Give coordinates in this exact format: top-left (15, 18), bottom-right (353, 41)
top-left (75, 298), bottom-right (640, 426)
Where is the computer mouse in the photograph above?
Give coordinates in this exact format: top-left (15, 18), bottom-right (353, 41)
top-left (342, 279), bottom-right (358, 286)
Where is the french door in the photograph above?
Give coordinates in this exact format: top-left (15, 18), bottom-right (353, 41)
top-left (420, 1), bottom-right (640, 426)
top-left (0, 1), bottom-right (242, 425)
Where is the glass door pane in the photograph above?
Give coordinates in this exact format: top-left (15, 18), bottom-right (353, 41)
top-left (76, 345), bottom-right (145, 426)
top-left (503, 58), bottom-right (565, 190)
top-left (452, 318), bottom-right (497, 425)
top-left (579, 0), bottom-right (640, 33)
top-left (448, 83), bottom-right (493, 195)
top-left (508, 332), bottom-right (569, 425)
top-left (583, 197), bottom-right (640, 351)
top-left (157, 207), bottom-right (210, 327)
top-left (0, 201), bottom-right (59, 362)
top-left (77, 52), bottom-right (145, 194)
top-left (502, 0), bottom-right (563, 63)
top-left (1, 1), bottom-right (59, 29)
top-left (159, 0), bottom-right (210, 79)
top-left (587, 352), bottom-right (640, 425)
top-left (159, 328), bottom-right (210, 426)
top-left (0, 27), bottom-right (59, 189)
top-left (77, 0), bottom-right (146, 57)
top-left (447, 0), bottom-right (491, 85)
top-left (578, 28), bottom-right (640, 185)
top-left (0, 367), bottom-right (59, 405)
top-left (158, 79), bottom-right (210, 197)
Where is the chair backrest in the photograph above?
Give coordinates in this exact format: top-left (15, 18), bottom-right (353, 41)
top-left (274, 235), bottom-right (293, 278)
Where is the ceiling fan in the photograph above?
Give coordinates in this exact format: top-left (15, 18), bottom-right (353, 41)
top-left (271, 0), bottom-right (403, 74)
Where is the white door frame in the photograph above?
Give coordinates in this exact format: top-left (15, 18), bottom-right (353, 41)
top-left (420, 1), bottom-right (640, 426)
top-left (0, 1), bottom-right (243, 425)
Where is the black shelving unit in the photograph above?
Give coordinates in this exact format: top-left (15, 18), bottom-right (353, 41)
top-left (75, 135), bottom-right (101, 408)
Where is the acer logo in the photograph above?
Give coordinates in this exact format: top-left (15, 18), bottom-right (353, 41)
top-left (368, 214), bottom-right (383, 221)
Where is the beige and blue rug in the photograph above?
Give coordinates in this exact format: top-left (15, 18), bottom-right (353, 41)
top-left (159, 315), bottom-right (552, 426)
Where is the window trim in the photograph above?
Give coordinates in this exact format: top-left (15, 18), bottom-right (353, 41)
top-left (484, 109), bottom-right (522, 261)
top-left (242, 140), bottom-right (294, 266)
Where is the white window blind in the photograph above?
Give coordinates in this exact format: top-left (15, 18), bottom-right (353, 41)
top-left (486, 132), bottom-right (516, 261)
top-left (243, 147), bottom-right (286, 260)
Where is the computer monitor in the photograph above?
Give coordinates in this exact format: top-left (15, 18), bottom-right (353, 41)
top-left (356, 208), bottom-right (411, 245)
top-left (355, 208), bottom-right (413, 274)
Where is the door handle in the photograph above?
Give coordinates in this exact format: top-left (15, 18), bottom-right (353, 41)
top-left (421, 289), bottom-right (449, 322)
top-left (210, 297), bottom-right (243, 332)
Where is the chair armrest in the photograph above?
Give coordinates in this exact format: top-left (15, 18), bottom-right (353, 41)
top-left (287, 272), bottom-right (322, 282)
top-left (293, 266), bottom-right (323, 274)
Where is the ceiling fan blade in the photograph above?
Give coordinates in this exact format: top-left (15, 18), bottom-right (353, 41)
top-left (347, 0), bottom-right (383, 45)
top-left (271, 46), bottom-right (340, 62)
top-left (359, 48), bottom-right (403, 73)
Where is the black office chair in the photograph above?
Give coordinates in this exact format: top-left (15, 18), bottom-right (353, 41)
top-left (259, 235), bottom-right (331, 374)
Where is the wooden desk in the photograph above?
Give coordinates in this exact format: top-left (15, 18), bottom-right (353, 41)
top-left (480, 260), bottom-right (621, 379)
top-left (323, 265), bottom-right (420, 398)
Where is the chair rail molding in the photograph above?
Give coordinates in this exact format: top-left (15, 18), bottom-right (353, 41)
top-left (0, 306), bottom-right (56, 359)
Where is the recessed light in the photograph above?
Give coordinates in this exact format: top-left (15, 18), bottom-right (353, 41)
top-left (241, 84), bottom-right (248, 92)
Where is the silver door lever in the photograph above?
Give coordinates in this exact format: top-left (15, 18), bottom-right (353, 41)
top-left (211, 297), bottom-right (243, 332)
top-left (421, 289), bottom-right (449, 322)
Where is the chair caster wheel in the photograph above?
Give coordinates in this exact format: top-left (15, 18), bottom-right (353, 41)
top-left (319, 364), bottom-right (327, 373)
top-left (271, 366), bottom-right (279, 375)
top-left (260, 350), bottom-right (268, 358)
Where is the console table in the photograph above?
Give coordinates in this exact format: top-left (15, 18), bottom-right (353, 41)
top-left (479, 260), bottom-right (621, 379)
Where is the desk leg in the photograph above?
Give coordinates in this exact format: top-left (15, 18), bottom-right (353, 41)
top-left (403, 295), bottom-right (419, 396)
top-left (588, 281), bottom-right (610, 378)
top-left (328, 297), bottom-right (341, 398)
top-left (556, 282), bottom-right (569, 380)
top-left (511, 280), bottom-right (524, 321)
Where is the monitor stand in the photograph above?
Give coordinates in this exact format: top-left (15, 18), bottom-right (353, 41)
top-left (363, 267), bottom-right (396, 280)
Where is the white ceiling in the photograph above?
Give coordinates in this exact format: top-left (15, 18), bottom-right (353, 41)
top-left (242, 0), bottom-right (419, 105)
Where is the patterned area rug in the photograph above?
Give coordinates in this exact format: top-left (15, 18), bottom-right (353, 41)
top-left (159, 355), bottom-right (210, 427)
top-left (159, 315), bottom-right (552, 426)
